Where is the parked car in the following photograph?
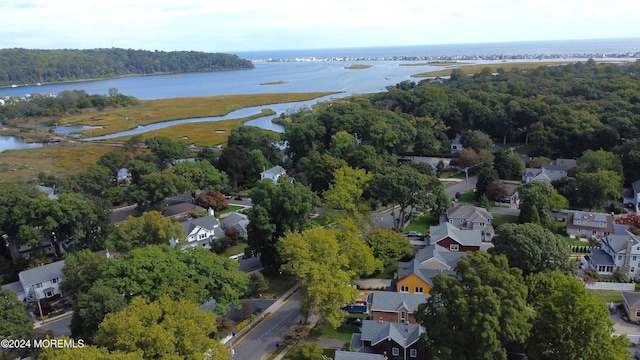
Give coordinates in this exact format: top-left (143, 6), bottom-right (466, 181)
top-left (405, 231), bottom-right (422, 237)
top-left (344, 318), bottom-right (363, 326)
top-left (223, 194), bottom-right (232, 199)
top-left (234, 196), bottom-right (244, 201)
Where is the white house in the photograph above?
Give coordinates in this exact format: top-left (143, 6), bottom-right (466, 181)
top-left (521, 164), bottom-right (568, 183)
top-left (18, 260), bottom-right (65, 303)
top-left (583, 229), bottom-right (640, 278)
top-left (260, 165), bottom-right (288, 183)
top-left (172, 208), bottom-right (225, 250)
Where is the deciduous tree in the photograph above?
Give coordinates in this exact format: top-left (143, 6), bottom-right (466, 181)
top-left (364, 229), bottom-right (413, 268)
top-left (489, 223), bottom-right (573, 276)
top-left (517, 181), bottom-right (557, 230)
top-left (106, 211), bottom-right (184, 253)
top-left (576, 169), bottom-right (622, 211)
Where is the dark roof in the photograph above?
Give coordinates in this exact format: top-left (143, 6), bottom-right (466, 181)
top-left (110, 206), bottom-right (138, 224)
top-left (588, 249), bottom-right (615, 266)
top-left (182, 215), bottom-right (220, 234)
top-left (622, 291), bottom-right (640, 309)
top-left (360, 320), bottom-right (424, 347)
top-left (334, 351), bottom-right (386, 360)
top-left (163, 203), bottom-right (204, 217)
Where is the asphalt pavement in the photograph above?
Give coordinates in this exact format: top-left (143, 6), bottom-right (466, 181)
top-left (231, 290), bottom-right (305, 360)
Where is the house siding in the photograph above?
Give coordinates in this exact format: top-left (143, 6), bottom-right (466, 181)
top-left (435, 236), bottom-right (479, 252)
top-left (396, 274), bottom-right (432, 294)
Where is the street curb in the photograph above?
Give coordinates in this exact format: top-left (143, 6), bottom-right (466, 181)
top-left (34, 310), bottom-right (73, 328)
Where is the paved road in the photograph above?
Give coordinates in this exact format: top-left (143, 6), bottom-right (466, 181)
top-left (37, 314), bottom-right (72, 337)
top-left (232, 290), bottom-right (304, 360)
top-left (445, 176), bottom-right (478, 198)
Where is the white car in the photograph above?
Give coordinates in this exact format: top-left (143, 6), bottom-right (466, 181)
top-left (405, 231), bottom-right (422, 237)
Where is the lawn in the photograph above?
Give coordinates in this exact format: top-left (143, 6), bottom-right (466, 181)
top-left (587, 290), bottom-right (624, 306)
top-left (455, 190), bottom-right (476, 204)
top-left (221, 241), bottom-right (248, 257)
top-left (314, 322), bottom-right (361, 342)
top-left (262, 273), bottom-right (299, 298)
top-left (217, 205), bottom-right (245, 216)
top-left (373, 263), bottom-right (398, 280)
top-left (404, 213), bottom-right (438, 233)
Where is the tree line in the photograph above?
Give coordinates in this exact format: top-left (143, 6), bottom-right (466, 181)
top-left (0, 48), bottom-right (254, 87)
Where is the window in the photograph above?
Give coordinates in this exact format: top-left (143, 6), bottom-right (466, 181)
top-left (199, 233), bottom-right (207, 240)
top-left (634, 256), bottom-right (637, 261)
top-left (592, 230), bottom-right (597, 235)
top-left (35, 283), bottom-right (42, 288)
top-left (400, 286), bottom-right (409, 292)
top-left (636, 309), bottom-right (640, 318)
top-left (400, 311), bottom-right (406, 321)
top-left (450, 244), bottom-right (459, 251)
top-left (449, 219), bottom-right (453, 223)
top-left (44, 290), bottom-right (54, 298)
top-left (415, 287), bottom-right (423, 294)
top-left (459, 219), bottom-right (464, 223)
top-left (410, 349), bottom-right (417, 358)
top-left (392, 348), bottom-right (399, 356)
top-left (632, 267), bottom-right (636, 273)
top-left (618, 256), bottom-right (623, 261)
top-left (479, 222), bottom-right (485, 227)
top-left (51, 278), bottom-right (58, 284)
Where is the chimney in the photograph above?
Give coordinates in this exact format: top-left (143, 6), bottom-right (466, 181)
top-left (208, 208), bottom-right (215, 217)
top-left (622, 237), bottom-right (634, 274)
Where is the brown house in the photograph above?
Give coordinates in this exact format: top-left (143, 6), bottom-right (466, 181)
top-left (566, 211), bottom-right (614, 240)
top-left (367, 291), bottom-right (429, 324)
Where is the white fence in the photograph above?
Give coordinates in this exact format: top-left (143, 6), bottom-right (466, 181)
top-left (584, 282), bottom-right (635, 291)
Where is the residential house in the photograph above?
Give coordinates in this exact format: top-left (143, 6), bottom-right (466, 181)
top-left (172, 208), bottom-right (225, 250)
top-left (395, 256), bottom-right (455, 294)
top-left (260, 165), bottom-right (289, 183)
top-left (221, 212), bottom-right (249, 239)
top-left (19, 260), bottom-right (65, 303)
top-left (632, 180), bottom-right (640, 213)
top-left (583, 229), bottom-right (640, 278)
top-left (110, 206), bottom-right (138, 226)
top-left (334, 351), bottom-right (386, 360)
top-left (1, 281), bottom-right (26, 302)
top-left (622, 291), bottom-right (640, 322)
top-left (521, 164), bottom-right (568, 183)
top-left (429, 222), bottom-right (482, 252)
top-left (445, 205), bottom-right (494, 241)
top-left (566, 211), bottom-right (613, 240)
top-left (367, 291), bottom-right (429, 324)
top-left (163, 203), bottom-right (205, 222)
top-left (350, 319), bottom-right (426, 360)
top-left (450, 134), bottom-right (464, 154)
top-left (35, 185), bottom-right (58, 200)
top-left (555, 158), bottom-right (577, 170)
top-left (117, 168), bottom-right (132, 186)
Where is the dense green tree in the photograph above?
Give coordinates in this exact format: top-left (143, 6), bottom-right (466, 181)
top-left (0, 289), bottom-right (34, 339)
top-left (576, 169), bottom-right (622, 211)
top-left (94, 296), bottom-right (229, 360)
top-left (526, 272), bottom-right (630, 360)
top-left (144, 136), bottom-right (191, 170)
top-left (124, 159), bottom-right (158, 184)
top-left (574, 149), bottom-right (624, 179)
top-left (39, 343), bottom-right (142, 360)
top-left (97, 150), bottom-right (128, 179)
top-left (416, 252), bottom-right (533, 360)
top-left (475, 167), bottom-right (499, 199)
top-left (70, 284), bottom-right (126, 342)
top-left (489, 223), bottom-right (573, 276)
top-left (170, 160), bottom-right (229, 195)
top-left (364, 228), bottom-right (413, 268)
top-left (60, 249), bottom-right (108, 302)
top-left (127, 172), bottom-right (189, 211)
top-left (517, 181), bottom-right (557, 230)
top-left (106, 211), bottom-right (184, 253)
top-left (322, 166), bottom-right (373, 226)
top-left (216, 146), bottom-right (252, 188)
top-left (485, 180), bottom-right (508, 202)
top-left (492, 148), bottom-right (525, 180)
top-left (297, 152), bottom-right (348, 193)
top-left (370, 165), bottom-right (448, 230)
top-left (246, 180), bottom-right (319, 272)
top-left (283, 343), bottom-right (325, 360)
top-left (96, 245), bottom-right (248, 313)
top-left (226, 126), bottom-right (281, 164)
top-left (282, 118), bottom-right (326, 165)
top-left (63, 164), bottom-right (113, 197)
top-left (279, 227), bottom-right (358, 328)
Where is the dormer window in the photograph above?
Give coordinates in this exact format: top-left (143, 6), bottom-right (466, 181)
top-left (450, 244), bottom-right (459, 251)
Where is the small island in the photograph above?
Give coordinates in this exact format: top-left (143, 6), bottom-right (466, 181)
top-left (260, 80), bottom-right (288, 85)
top-left (344, 64), bottom-right (372, 70)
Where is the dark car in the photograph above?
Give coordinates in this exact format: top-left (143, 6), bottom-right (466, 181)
top-left (344, 318), bottom-right (362, 326)
top-left (234, 196), bottom-right (244, 201)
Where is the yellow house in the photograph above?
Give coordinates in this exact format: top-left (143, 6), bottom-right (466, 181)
top-left (395, 258), bottom-right (455, 294)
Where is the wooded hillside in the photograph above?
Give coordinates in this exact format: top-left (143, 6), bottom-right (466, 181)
top-left (0, 48), bottom-right (254, 86)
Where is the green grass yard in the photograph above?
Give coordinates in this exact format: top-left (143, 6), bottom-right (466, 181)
top-left (491, 214), bottom-right (519, 228)
top-left (587, 290), bottom-right (624, 306)
top-left (404, 213), bottom-right (438, 233)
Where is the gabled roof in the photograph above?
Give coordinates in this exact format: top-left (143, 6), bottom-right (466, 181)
top-left (19, 260), bottom-right (64, 287)
top-left (623, 291), bottom-right (640, 309)
top-left (110, 206), bottom-right (138, 225)
top-left (261, 165), bottom-right (286, 177)
top-left (163, 203), bottom-right (204, 217)
top-left (601, 230), bottom-right (640, 254)
top-left (398, 258), bottom-right (456, 286)
top-left (566, 211), bottom-right (614, 232)
top-left (446, 205), bottom-right (492, 223)
top-left (414, 244), bottom-right (466, 270)
top-left (360, 320), bottom-right (425, 348)
top-left (555, 158), bottom-right (577, 169)
top-left (221, 212), bottom-right (249, 228)
top-left (367, 291), bottom-right (429, 314)
top-left (588, 249), bottom-right (615, 266)
top-left (182, 215), bottom-right (220, 235)
top-left (429, 223), bottom-right (482, 247)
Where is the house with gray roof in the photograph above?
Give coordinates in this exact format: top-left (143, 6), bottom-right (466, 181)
top-left (171, 208), bottom-right (225, 250)
top-left (583, 229), bottom-right (640, 279)
top-left (446, 205), bottom-right (494, 241)
top-left (18, 259), bottom-right (65, 304)
top-left (429, 222), bottom-right (481, 252)
top-left (350, 319), bottom-right (426, 360)
top-left (566, 211), bottom-right (613, 240)
top-left (395, 244), bottom-right (460, 295)
top-left (367, 291), bottom-right (429, 324)
top-left (35, 185), bottom-right (58, 200)
top-left (260, 165), bottom-right (293, 183)
top-left (522, 164), bottom-right (568, 183)
top-left (622, 291), bottom-right (640, 322)
top-left (221, 212), bottom-right (249, 239)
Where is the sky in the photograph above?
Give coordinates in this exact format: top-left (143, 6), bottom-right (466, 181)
top-left (1, 0), bottom-right (639, 53)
